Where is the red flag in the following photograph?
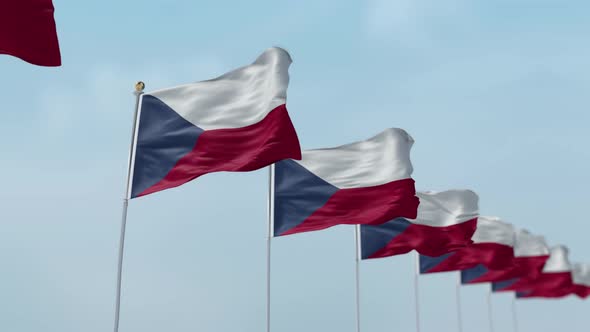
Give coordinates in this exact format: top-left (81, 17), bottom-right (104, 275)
top-left (0, 0), bottom-right (61, 66)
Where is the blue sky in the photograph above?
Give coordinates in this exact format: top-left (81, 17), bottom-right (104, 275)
top-left (1, 0), bottom-right (590, 331)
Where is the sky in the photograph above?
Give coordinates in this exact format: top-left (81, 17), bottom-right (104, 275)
top-left (1, 0), bottom-right (590, 331)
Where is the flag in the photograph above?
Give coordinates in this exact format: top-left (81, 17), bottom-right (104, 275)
top-left (493, 246), bottom-right (573, 299)
top-left (360, 190), bottom-right (478, 259)
top-left (461, 229), bottom-right (549, 284)
top-left (273, 128), bottom-right (419, 236)
top-left (420, 216), bottom-right (515, 274)
top-left (131, 47), bottom-right (301, 198)
top-left (572, 263), bottom-right (590, 299)
top-left (0, 0), bottom-right (61, 66)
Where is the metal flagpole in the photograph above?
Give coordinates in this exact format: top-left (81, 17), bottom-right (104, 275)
top-left (487, 289), bottom-right (495, 332)
top-left (455, 273), bottom-right (464, 332)
top-left (413, 252), bottom-right (421, 332)
top-left (266, 164), bottom-right (275, 332)
top-left (113, 81), bottom-right (144, 332)
top-left (511, 297), bottom-right (519, 332)
top-left (355, 225), bottom-right (362, 332)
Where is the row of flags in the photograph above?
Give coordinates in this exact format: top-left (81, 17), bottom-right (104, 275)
top-left (2, 0), bottom-right (586, 305)
top-left (128, 47), bottom-right (589, 301)
top-left (3, 1), bottom-right (586, 329)
top-left (2, 0), bottom-right (587, 301)
top-left (361, 190), bottom-right (590, 299)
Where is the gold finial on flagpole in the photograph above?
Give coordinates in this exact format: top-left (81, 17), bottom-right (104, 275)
top-left (135, 81), bottom-right (145, 92)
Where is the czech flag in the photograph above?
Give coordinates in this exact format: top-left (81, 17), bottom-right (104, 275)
top-left (0, 0), bottom-right (61, 66)
top-left (273, 128), bottom-right (419, 236)
top-left (420, 216), bottom-right (516, 274)
top-left (131, 47), bottom-right (301, 198)
top-left (572, 263), bottom-right (590, 299)
top-left (360, 190), bottom-right (479, 259)
top-left (493, 246), bottom-right (573, 298)
top-left (461, 229), bottom-right (549, 284)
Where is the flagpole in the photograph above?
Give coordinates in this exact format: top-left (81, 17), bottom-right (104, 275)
top-left (413, 252), bottom-right (421, 332)
top-left (456, 273), bottom-right (463, 332)
top-left (487, 289), bottom-right (494, 332)
top-left (355, 225), bottom-right (361, 332)
top-left (266, 164), bottom-right (275, 332)
top-left (113, 81), bottom-right (144, 332)
top-left (511, 297), bottom-right (519, 332)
